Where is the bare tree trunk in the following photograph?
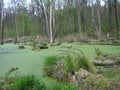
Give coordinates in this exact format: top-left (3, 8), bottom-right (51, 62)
top-left (108, 0), bottom-right (112, 34)
top-left (91, 1), bottom-right (98, 33)
top-left (43, 2), bottom-right (49, 38)
top-left (77, 0), bottom-right (83, 41)
top-left (13, 0), bottom-right (18, 43)
top-left (0, 0), bottom-right (4, 45)
top-left (96, 0), bottom-right (102, 40)
top-left (23, 19), bottom-right (25, 41)
top-left (52, 0), bottom-right (55, 43)
top-left (50, 0), bottom-right (55, 43)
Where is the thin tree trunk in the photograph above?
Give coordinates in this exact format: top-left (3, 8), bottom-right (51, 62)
top-left (43, 3), bottom-right (49, 38)
top-left (108, 0), bottom-right (112, 34)
top-left (114, 0), bottom-right (119, 38)
top-left (23, 19), bottom-right (25, 41)
top-left (96, 0), bottom-right (102, 40)
top-left (50, 0), bottom-right (55, 43)
top-left (77, 0), bottom-right (83, 41)
top-left (52, 0), bottom-right (55, 43)
top-left (92, 1), bottom-right (98, 32)
top-left (14, 0), bottom-right (18, 43)
top-left (50, 0), bottom-right (53, 43)
top-left (0, 0), bottom-right (4, 45)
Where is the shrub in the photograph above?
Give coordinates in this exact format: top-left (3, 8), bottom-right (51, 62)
top-left (10, 76), bottom-right (46, 90)
top-left (44, 54), bottom-right (96, 82)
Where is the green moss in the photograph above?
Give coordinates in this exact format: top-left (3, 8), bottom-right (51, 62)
top-left (0, 43), bottom-right (120, 77)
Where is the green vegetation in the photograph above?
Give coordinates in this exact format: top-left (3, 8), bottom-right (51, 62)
top-left (44, 51), bottom-right (96, 82)
top-left (51, 83), bottom-right (79, 90)
top-left (44, 56), bottom-right (58, 67)
top-left (95, 47), bottom-right (103, 56)
top-left (0, 43), bottom-right (120, 90)
top-left (0, 43), bottom-right (120, 77)
top-left (9, 76), bottom-right (46, 90)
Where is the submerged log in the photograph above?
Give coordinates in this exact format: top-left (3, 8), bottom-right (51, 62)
top-left (5, 67), bottom-right (18, 78)
top-left (18, 45), bottom-right (25, 49)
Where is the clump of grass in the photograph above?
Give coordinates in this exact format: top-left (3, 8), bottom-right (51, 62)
top-left (44, 56), bottom-right (58, 67)
top-left (95, 47), bottom-right (102, 56)
top-left (9, 76), bottom-right (46, 90)
top-left (44, 51), bottom-right (96, 82)
top-left (75, 57), bottom-right (96, 73)
top-left (44, 56), bottom-right (60, 77)
top-left (64, 55), bottom-right (74, 73)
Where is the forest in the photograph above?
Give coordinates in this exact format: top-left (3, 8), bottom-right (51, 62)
top-left (0, 0), bottom-right (120, 90)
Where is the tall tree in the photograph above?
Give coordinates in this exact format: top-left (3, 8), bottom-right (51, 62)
top-left (108, 0), bottom-right (112, 34)
top-left (13, 0), bottom-right (19, 43)
top-left (114, 0), bottom-right (119, 38)
top-left (76, 0), bottom-right (83, 41)
top-left (50, 0), bottom-right (55, 43)
top-left (91, 0), bottom-right (98, 32)
top-left (0, 0), bottom-right (4, 45)
top-left (96, 0), bottom-right (102, 40)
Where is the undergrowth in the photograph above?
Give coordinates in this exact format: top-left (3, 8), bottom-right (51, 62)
top-left (9, 76), bottom-right (46, 90)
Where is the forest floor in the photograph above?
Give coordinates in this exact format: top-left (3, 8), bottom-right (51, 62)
top-left (0, 43), bottom-right (120, 78)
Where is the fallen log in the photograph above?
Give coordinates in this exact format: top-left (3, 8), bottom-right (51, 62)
top-left (5, 67), bottom-right (18, 79)
top-left (91, 60), bottom-right (119, 66)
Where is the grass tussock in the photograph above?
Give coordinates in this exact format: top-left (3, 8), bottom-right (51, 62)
top-left (9, 76), bottom-right (46, 90)
top-left (95, 47), bottom-right (103, 56)
top-left (44, 56), bottom-right (58, 67)
top-left (44, 52), bottom-right (96, 82)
